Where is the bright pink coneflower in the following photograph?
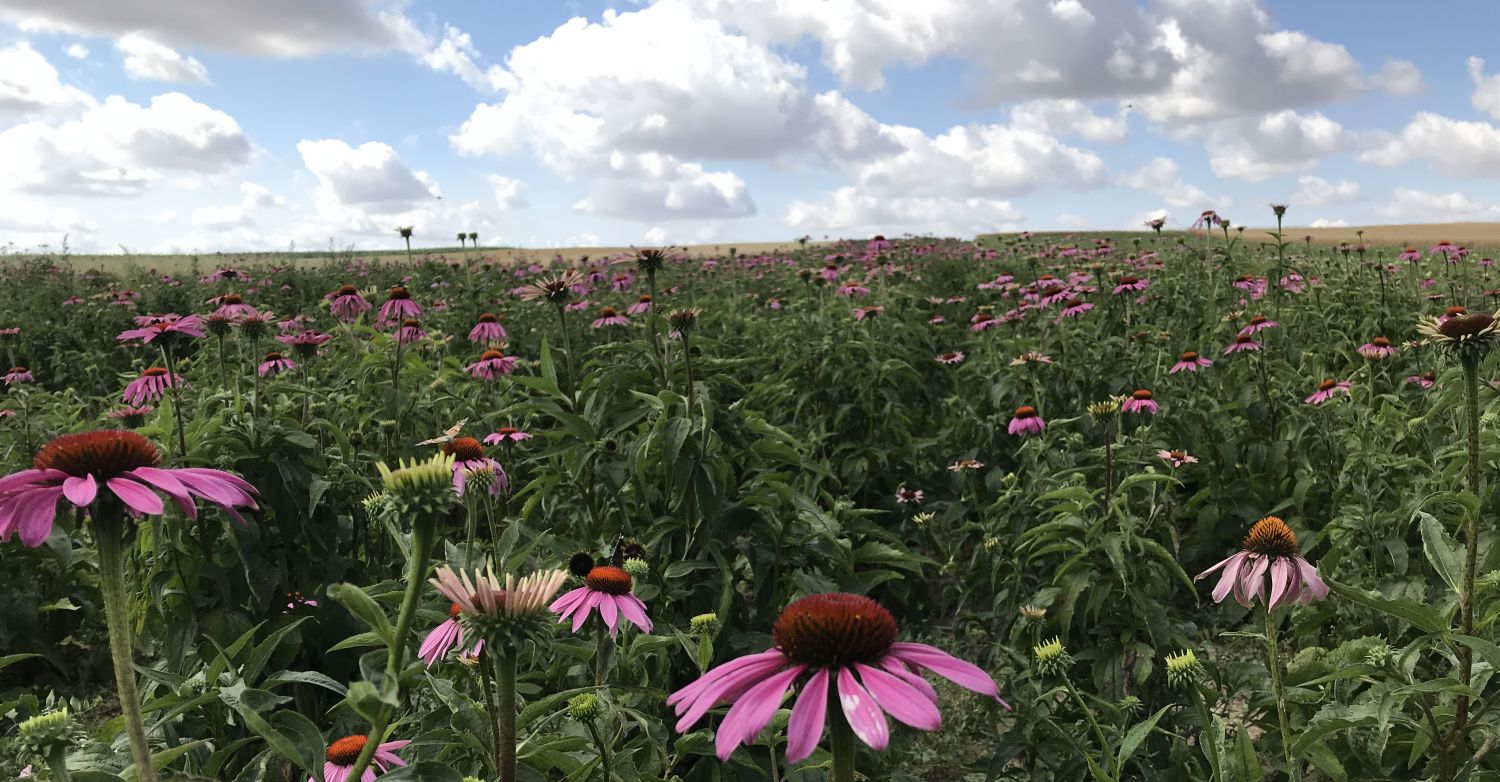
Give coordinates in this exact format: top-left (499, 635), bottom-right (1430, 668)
top-left (1121, 389), bottom-right (1158, 415)
top-left (1407, 371), bottom-right (1437, 388)
top-left (443, 437), bottom-right (508, 497)
top-left (1398, 247), bottom-right (1423, 263)
top-left (376, 286), bottom-right (422, 328)
top-left (895, 487), bottom-right (924, 504)
top-left (258, 351), bottom-right (296, 378)
top-left (1304, 379), bottom-right (1351, 405)
top-left (1195, 516), bottom-right (1328, 609)
top-left (819, 263), bottom-right (840, 282)
top-left (4, 366), bottom-right (32, 385)
top-left (935, 351), bottom-right (965, 365)
top-left (1237, 315), bottom-right (1278, 337)
top-left (1224, 334), bottom-right (1262, 355)
top-left (418, 602), bottom-right (482, 667)
top-left (667, 592), bottom-right (1008, 763)
top-left (200, 267), bottom-right (246, 283)
top-left (276, 329), bottom-right (332, 359)
top-left (838, 282), bottom-right (871, 297)
top-left (1112, 275), bottom-right (1149, 295)
top-left (467, 349), bottom-right (519, 380)
top-left (0, 430), bottom-right (257, 547)
top-left (1059, 298), bottom-right (1094, 318)
top-left (1358, 337), bottom-right (1396, 360)
top-left (116, 314), bottom-right (205, 345)
top-left (108, 406), bottom-right (154, 428)
top-left (969, 312), bottom-right (1000, 332)
top-left (853, 305), bottom-right (884, 321)
top-left (484, 427), bottom-right (533, 445)
top-left (326, 285), bottom-right (371, 322)
top-left (395, 319), bottom-right (426, 345)
top-left (467, 313), bottom-right (508, 344)
top-left (592, 306), bottom-right (630, 329)
top-left (1008, 405), bottom-right (1045, 436)
top-left (550, 565), bottom-right (652, 637)
top-left (316, 735), bottom-right (409, 782)
top-left (1157, 449), bottom-right (1198, 468)
top-left (627, 295), bottom-right (653, 315)
top-left (208, 293), bottom-right (258, 320)
top-left (123, 367), bottom-right (183, 406)
top-left (1170, 350), bottom-right (1212, 374)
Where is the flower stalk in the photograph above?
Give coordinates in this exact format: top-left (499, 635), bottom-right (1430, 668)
top-left (93, 506), bottom-right (156, 782)
top-left (1264, 608), bottom-right (1300, 782)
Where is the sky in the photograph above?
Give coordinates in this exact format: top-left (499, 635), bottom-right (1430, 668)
top-left (2, 0), bottom-right (1500, 253)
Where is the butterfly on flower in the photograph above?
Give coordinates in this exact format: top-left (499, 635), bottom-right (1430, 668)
top-left (417, 418), bottom-right (469, 446)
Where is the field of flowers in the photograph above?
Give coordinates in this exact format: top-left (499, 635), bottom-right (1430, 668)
top-left (1, 217), bottom-right (1497, 781)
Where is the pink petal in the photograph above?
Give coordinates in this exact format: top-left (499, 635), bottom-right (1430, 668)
top-left (1268, 558), bottom-right (1291, 610)
top-left (62, 475), bottom-right (97, 507)
top-left (877, 659), bottom-right (939, 704)
top-left (786, 667), bottom-right (830, 764)
top-left (598, 593), bottom-right (619, 635)
top-left (1297, 557), bottom-right (1329, 601)
top-left (571, 591), bottom-right (602, 633)
top-left (617, 593), bottom-right (653, 633)
top-left (419, 620), bottom-right (461, 667)
top-left (672, 652), bottom-right (794, 733)
top-left (106, 477), bottom-right (164, 515)
top-left (1206, 552), bottom-right (1247, 604)
top-left (855, 663), bottom-right (941, 730)
top-left (1237, 555), bottom-right (1269, 607)
top-left (715, 664), bottom-right (805, 760)
top-left (548, 586), bottom-right (589, 616)
top-left (837, 666), bottom-right (889, 751)
top-left (887, 643), bottom-right (1000, 699)
top-left (14, 488), bottom-right (63, 547)
top-left (668, 648), bottom-right (788, 708)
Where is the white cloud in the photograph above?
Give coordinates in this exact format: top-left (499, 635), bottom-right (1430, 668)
top-left (1308, 218), bottom-right (1349, 228)
top-left (644, 226), bottom-right (668, 244)
top-left (117, 33), bottom-right (209, 83)
top-left (297, 139), bottom-right (436, 205)
top-left (1053, 212), bottom-right (1090, 229)
top-left (1292, 175), bottom-right (1360, 205)
top-left (786, 187), bottom-right (1023, 236)
top-left (0, 42), bottom-right (94, 119)
top-left (1375, 58), bottom-right (1425, 96)
top-left (190, 181), bottom-right (283, 228)
top-left (486, 174), bottom-right (526, 210)
top-left (1203, 110), bottom-right (1348, 181)
top-left (1361, 112), bottom-right (1500, 174)
top-left (576, 152), bottom-right (754, 220)
top-left (0, 92), bottom-right (250, 196)
top-left (1375, 188), bottom-right (1500, 223)
top-left (1468, 57), bottom-right (1500, 121)
top-left (1116, 157), bottom-right (1210, 208)
top-left (853, 122), bottom-right (1107, 198)
top-left (63, 43), bottom-right (88, 59)
top-left (420, 25), bottom-right (514, 92)
top-left (1009, 99), bottom-right (1128, 142)
top-left (0, 0), bottom-right (424, 57)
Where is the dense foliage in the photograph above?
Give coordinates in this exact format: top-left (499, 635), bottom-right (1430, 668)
top-left (1, 224), bottom-right (1498, 781)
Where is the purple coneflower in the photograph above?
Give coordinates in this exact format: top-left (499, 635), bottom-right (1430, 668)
top-left (948, 459), bottom-right (983, 472)
top-left (275, 329), bottom-right (332, 360)
top-left (1304, 379), bottom-right (1351, 405)
top-left (4, 366), bottom-right (32, 385)
top-left (1195, 516), bottom-right (1328, 609)
top-left (467, 349), bottom-right (518, 380)
top-left (0, 430), bottom-right (257, 547)
top-left (969, 312), bottom-right (1000, 332)
top-left (108, 406), bottom-right (154, 428)
top-left (317, 736), bottom-right (408, 782)
top-left (1170, 350), bottom-right (1212, 374)
top-left (1059, 298), bottom-right (1094, 318)
top-left (1238, 314), bottom-right (1278, 337)
top-left (467, 313), bottom-right (507, 344)
top-left (1008, 406), bottom-right (1045, 436)
top-left (485, 427), bottom-right (533, 445)
top-left (1358, 337), bottom-right (1396, 360)
top-left (376, 286), bottom-right (422, 328)
top-left (935, 351), bottom-right (965, 365)
top-left (1157, 449), bottom-right (1198, 468)
top-left (116, 314), bottom-right (205, 345)
top-left (1121, 389), bottom-right (1158, 415)
top-left (396, 319), bottom-right (426, 345)
top-left (326, 285), bottom-right (371, 322)
top-left (1224, 334), bottom-right (1262, 355)
top-left (550, 565), bottom-right (652, 637)
top-left (1398, 247), bottom-right (1423, 263)
top-left (258, 352), bottom-right (296, 378)
top-left (627, 295), bottom-right (653, 315)
top-left (443, 437), bottom-right (508, 497)
top-left (895, 487), bottom-right (923, 504)
top-left (838, 282), bottom-right (871, 297)
top-left (208, 293), bottom-right (257, 320)
top-left (1009, 352), bottom-right (1053, 366)
top-left (853, 305), bottom-right (883, 321)
top-left (1112, 275), bottom-right (1149, 295)
top-left (592, 306), bottom-right (630, 329)
top-left (123, 367), bottom-right (183, 406)
top-left (1407, 371), bottom-right (1436, 389)
top-left (667, 593), bottom-right (1007, 763)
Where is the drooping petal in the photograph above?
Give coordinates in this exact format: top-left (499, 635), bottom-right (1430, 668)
top-left (1296, 557), bottom-right (1329, 602)
top-left (571, 591), bottom-right (602, 633)
top-left (785, 667), bottom-right (830, 764)
top-left (548, 586), bottom-right (590, 616)
top-left (322, 763), bottom-right (350, 782)
top-left (877, 658), bottom-right (939, 704)
top-left (598, 593), bottom-right (620, 635)
top-left (1267, 558), bottom-right (1292, 610)
top-left (1208, 552), bottom-right (1248, 605)
top-left (61, 475), bottom-right (97, 507)
top-left (672, 651), bottom-right (794, 732)
top-left (125, 467), bottom-right (197, 519)
top-left (837, 666), bottom-right (889, 751)
top-left (887, 643), bottom-right (1001, 700)
top-left (668, 649), bottom-right (789, 708)
top-left (1236, 555), bottom-right (1269, 607)
top-left (418, 620), bottom-right (461, 667)
top-left (15, 488), bottom-right (63, 547)
top-left (855, 663), bottom-right (941, 730)
top-left (617, 593), bottom-right (653, 633)
top-left (714, 664), bottom-right (806, 760)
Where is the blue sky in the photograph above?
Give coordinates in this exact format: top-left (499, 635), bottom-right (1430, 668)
top-left (2, 0), bottom-right (1500, 253)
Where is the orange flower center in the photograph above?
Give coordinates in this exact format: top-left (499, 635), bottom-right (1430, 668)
top-left (388, 287), bottom-right (410, 300)
top-left (1318, 379), bottom-right (1337, 391)
top-left (480, 349), bottom-right (505, 361)
top-left (443, 437), bottom-right (485, 461)
top-left (1180, 351), bottom-right (1198, 360)
top-left (1132, 389), bottom-right (1153, 400)
top-left (478, 312), bottom-right (498, 323)
top-left (326, 735), bottom-right (367, 765)
top-left (35, 430), bottom-right (162, 479)
top-left (1243, 516), bottom-right (1299, 558)
top-left (585, 565), bottom-right (633, 595)
top-left (1440, 313), bottom-right (1495, 340)
top-left (337, 284), bottom-right (359, 296)
top-left (1015, 405), bottom-right (1036, 417)
top-left (772, 593), bottom-right (898, 667)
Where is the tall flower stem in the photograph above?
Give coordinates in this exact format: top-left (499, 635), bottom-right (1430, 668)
top-left (478, 660), bottom-right (503, 776)
top-left (1264, 608), bottom-right (1300, 782)
top-left (159, 345), bottom-right (188, 459)
top-left (681, 331), bottom-right (697, 415)
top-left (1189, 686), bottom-right (1222, 781)
top-left (46, 743), bottom-right (71, 782)
top-left (340, 515), bottom-right (437, 780)
top-left (595, 618), bottom-right (614, 687)
top-left (494, 650), bottom-right (518, 782)
top-left (648, 272), bottom-right (669, 388)
top-left (1457, 355), bottom-right (1483, 736)
top-left (828, 699), bottom-right (856, 782)
top-left (555, 305), bottom-right (577, 401)
top-left (93, 509), bottom-right (156, 782)
top-left (585, 719), bottom-right (613, 781)
top-left (1062, 673), bottom-right (1114, 779)
top-left (389, 337), bottom-right (404, 460)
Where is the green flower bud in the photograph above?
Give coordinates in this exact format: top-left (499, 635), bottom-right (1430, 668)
top-left (567, 693), bottom-right (603, 722)
top-left (1165, 648), bottom-right (1204, 688)
top-left (1033, 637), bottom-right (1072, 676)
top-left (690, 612), bottom-right (720, 636)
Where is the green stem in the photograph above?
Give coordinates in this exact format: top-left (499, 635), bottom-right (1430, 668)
top-left (595, 618), bottom-right (614, 687)
top-left (1190, 686), bottom-right (1222, 781)
top-left (496, 650), bottom-right (517, 782)
top-left (682, 332), bottom-right (696, 415)
top-left (160, 346), bottom-right (188, 460)
top-left (1457, 356), bottom-right (1482, 737)
top-left (1062, 674), bottom-right (1114, 780)
top-left (47, 742), bottom-right (71, 782)
top-left (1264, 608), bottom-right (1300, 782)
top-left (478, 658), bottom-right (503, 777)
top-left (94, 510), bottom-right (156, 782)
top-left (585, 719), bottom-right (612, 781)
top-left (829, 701), bottom-right (856, 782)
top-left (648, 271), bottom-right (669, 389)
top-left (556, 305), bottom-right (578, 403)
top-left (340, 515), bottom-right (437, 781)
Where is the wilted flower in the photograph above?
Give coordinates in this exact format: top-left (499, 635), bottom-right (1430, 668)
top-left (1195, 516), bottom-right (1328, 609)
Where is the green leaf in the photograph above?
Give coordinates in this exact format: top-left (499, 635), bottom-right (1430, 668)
top-left (1304, 741), bottom-right (1348, 782)
top-left (1117, 705), bottom-right (1171, 769)
top-left (328, 582), bottom-right (394, 646)
top-left (346, 679), bottom-right (400, 724)
top-left (1326, 578), bottom-right (1449, 634)
top-left (218, 682), bottom-right (316, 774)
top-left (0, 653), bottom-right (38, 672)
top-left (120, 738), bottom-right (210, 781)
top-left (377, 761), bottom-right (466, 782)
top-left (1418, 512), bottom-right (1465, 595)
